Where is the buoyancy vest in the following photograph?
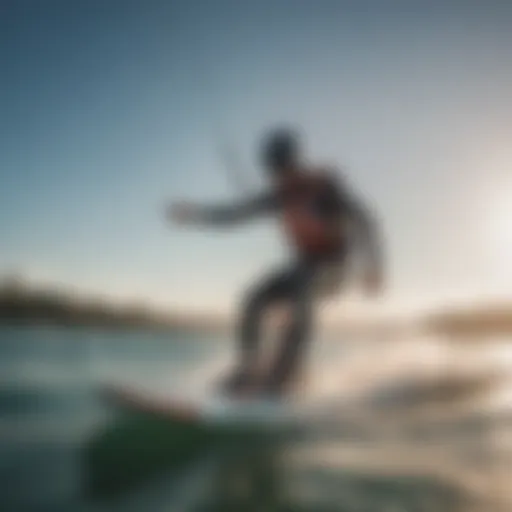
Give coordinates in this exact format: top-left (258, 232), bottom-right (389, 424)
top-left (277, 170), bottom-right (345, 257)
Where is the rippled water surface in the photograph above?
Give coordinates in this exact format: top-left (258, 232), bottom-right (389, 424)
top-left (0, 326), bottom-right (510, 511)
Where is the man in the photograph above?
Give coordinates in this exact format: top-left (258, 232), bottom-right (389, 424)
top-left (169, 127), bottom-right (384, 398)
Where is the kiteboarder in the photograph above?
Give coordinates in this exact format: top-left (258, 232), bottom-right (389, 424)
top-left (168, 127), bottom-right (385, 397)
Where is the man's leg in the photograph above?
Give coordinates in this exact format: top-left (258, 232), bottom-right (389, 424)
top-left (222, 268), bottom-right (295, 395)
top-left (262, 262), bottom-right (315, 396)
top-left (262, 255), bottom-right (348, 396)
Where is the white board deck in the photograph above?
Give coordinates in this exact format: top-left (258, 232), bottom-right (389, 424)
top-left (100, 382), bottom-right (308, 428)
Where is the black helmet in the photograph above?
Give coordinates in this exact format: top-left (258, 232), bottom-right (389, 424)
top-left (260, 127), bottom-right (300, 171)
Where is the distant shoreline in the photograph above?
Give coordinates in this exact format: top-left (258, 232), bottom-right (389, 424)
top-left (0, 317), bottom-right (229, 335)
top-left (0, 276), bottom-right (228, 334)
top-left (1, 275), bottom-right (511, 339)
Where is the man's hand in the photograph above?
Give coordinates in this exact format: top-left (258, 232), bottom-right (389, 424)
top-left (166, 201), bottom-right (203, 225)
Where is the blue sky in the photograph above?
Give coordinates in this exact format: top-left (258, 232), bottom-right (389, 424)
top-left (2, 1), bottom-right (512, 314)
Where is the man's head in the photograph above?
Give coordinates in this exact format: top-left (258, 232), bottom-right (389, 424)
top-left (260, 127), bottom-right (301, 178)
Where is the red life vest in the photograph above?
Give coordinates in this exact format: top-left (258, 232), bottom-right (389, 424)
top-left (277, 171), bottom-right (344, 256)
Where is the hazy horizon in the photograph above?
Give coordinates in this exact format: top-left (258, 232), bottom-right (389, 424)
top-left (2, 1), bottom-right (512, 316)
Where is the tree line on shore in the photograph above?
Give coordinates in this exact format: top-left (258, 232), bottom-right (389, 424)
top-left (0, 275), bottom-right (225, 332)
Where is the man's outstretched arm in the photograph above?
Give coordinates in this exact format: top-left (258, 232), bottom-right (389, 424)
top-left (168, 192), bottom-right (278, 227)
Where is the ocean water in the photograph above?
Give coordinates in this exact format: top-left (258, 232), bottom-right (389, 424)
top-left (0, 326), bottom-right (510, 512)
